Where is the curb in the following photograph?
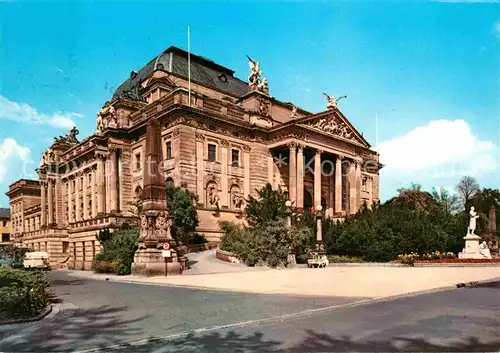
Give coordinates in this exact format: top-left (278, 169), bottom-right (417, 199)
top-left (0, 304), bottom-right (53, 326)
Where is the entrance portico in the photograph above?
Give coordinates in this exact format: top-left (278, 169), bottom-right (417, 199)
top-left (269, 139), bottom-right (364, 217)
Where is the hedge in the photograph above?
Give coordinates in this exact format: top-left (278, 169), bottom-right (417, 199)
top-left (0, 268), bottom-right (49, 320)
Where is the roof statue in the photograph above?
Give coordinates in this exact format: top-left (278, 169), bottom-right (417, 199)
top-left (290, 104), bottom-right (298, 119)
top-left (247, 55), bottom-right (269, 95)
top-left (323, 93), bottom-right (347, 110)
top-left (54, 127), bottom-right (79, 144)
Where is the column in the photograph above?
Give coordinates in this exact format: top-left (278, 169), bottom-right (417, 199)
top-left (110, 150), bottom-right (119, 213)
top-left (47, 179), bottom-right (54, 225)
top-left (243, 146), bottom-right (250, 200)
top-left (67, 178), bottom-right (73, 223)
top-left (314, 150), bottom-right (322, 207)
top-left (75, 174), bottom-right (81, 222)
top-left (335, 156), bottom-right (342, 213)
top-left (220, 140), bottom-right (229, 206)
top-left (355, 161), bottom-right (362, 212)
top-left (349, 162), bottom-right (356, 215)
top-left (288, 144), bottom-right (297, 204)
top-left (368, 176), bottom-right (373, 209)
top-left (83, 170), bottom-right (89, 220)
top-left (41, 182), bottom-right (46, 227)
top-left (91, 168), bottom-right (97, 218)
top-left (97, 158), bottom-right (106, 215)
top-left (267, 152), bottom-right (274, 189)
top-left (195, 133), bottom-right (205, 204)
top-left (296, 145), bottom-right (304, 209)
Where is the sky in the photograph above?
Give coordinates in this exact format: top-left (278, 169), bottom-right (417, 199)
top-left (0, 1), bottom-right (499, 207)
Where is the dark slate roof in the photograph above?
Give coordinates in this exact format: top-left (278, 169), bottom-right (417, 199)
top-left (0, 208), bottom-right (10, 219)
top-left (112, 46), bottom-right (249, 100)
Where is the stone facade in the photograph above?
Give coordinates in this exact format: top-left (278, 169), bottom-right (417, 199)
top-left (0, 208), bottom-right (11, 244)
top-left (6, 46), bottom-right (381, 270)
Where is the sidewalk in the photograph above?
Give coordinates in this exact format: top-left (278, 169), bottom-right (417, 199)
top-left (64, 265), bottom-right (500, 299)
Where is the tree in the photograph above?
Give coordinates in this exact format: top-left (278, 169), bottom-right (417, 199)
top-left (456, 176), bottom-right (480, 211)
top-left (165, 183), bottom-right (199, 245)
top-left (244, 183), bottom-right (288, 227)
top-left (431, 187), bottom-right (460, 214)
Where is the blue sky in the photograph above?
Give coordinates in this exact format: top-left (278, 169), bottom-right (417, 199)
top-left (0, 1), bottom-right (499, 207)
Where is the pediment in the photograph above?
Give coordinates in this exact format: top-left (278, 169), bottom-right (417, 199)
top-left (297, 111), bottom-right (368, 147)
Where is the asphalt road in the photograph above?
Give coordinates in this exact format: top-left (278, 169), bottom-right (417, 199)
top-left (0, 271), bottom-right (498, 352)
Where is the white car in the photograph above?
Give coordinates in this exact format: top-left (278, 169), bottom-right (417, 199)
top-left (307, 253), bottom-right (329, 268)
top-left (23, 251), bottom-right (50, 270)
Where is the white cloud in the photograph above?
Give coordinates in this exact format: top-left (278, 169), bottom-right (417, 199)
top-left (377, 119), bottom-right (498, 198)
top-left (494, 20), bottom-right (500, 40)
top-left (0, 138), bottom-right (32, 183)
top-left (0, 95), bottom-right (81, 129)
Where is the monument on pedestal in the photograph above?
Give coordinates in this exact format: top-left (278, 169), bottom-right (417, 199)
top-left (459, 206), bottom-right (492, 259)
top-left (131, 118), bottom-right (182, 276)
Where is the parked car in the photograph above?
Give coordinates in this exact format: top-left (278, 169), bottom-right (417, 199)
top-left (307, 253), bottom-right (329, 268)
top-left (23, 251), bottom-right (51, 270)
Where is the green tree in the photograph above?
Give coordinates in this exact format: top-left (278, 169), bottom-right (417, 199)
top-left (94, 227), bottom-right (139, 275)
top-left (166, 183), bottom-right (199, 245)
top-left (244, 183), bottom-right (288, 227)
top-left (431, 187), bottom-right (460, 214)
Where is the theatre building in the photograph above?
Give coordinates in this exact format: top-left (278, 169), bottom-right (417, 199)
top-left (6, 46), bottom-right (381, 269)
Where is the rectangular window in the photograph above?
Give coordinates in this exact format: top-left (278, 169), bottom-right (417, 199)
top-left (135, 153), bottom-right (141, 170)
top-left (231, 149), bottom-right (240, 166)
top-left (2, 233), bottom-right (9, 242)
top-left (166, 141), bottom-right (172, 159)
top-left (207, 144), bottom-right (217, 162)
top-left (80, 177), bottom-right (84, 190)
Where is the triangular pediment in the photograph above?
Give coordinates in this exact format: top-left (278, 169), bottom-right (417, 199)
top-left (296, 109), bottom-right (369, 147)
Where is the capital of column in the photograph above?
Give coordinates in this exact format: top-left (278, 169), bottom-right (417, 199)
top-left (220, 139), bottom-right (229, 147)
top-left (296, 143), bottom-right (305, 152)
top-left (315, 149), bottom-right (323, 156)
top-left (336, 155), bottom-right (343, 163)
top-left (288, 142), bottom-right (297, 151)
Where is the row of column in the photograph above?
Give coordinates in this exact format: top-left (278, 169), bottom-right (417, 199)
top-left (60, 149), bottom-right (119, 224)
top-left (286, 144), bottom-right (361, 214)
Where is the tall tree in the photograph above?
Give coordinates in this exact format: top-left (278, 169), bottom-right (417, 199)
top-left (456, 176), bottom-right (480, 211)
top-left (165, 183), bottom-right (199, 245)
top-left (431, 187), bottom-right (460, 214)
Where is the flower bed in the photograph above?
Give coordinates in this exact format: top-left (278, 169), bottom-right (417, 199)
top-left (415, 258), bottom-right (500, 263)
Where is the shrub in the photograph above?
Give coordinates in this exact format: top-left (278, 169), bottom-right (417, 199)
top-left (327, 255), bottom-right (364, 263)
top-left (166, 183), bottom-right (199, 245)
top-left (93, 228), bottom-right (139, 275)
top-left (188, 233), bottom-right (208, 245)
top-left (219, 219), bottom-right (312, 268)
top-left (0, 268), bottom-right (49, 320)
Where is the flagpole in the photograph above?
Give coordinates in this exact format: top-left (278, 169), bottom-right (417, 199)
top-left (188, 26), bottom-right (191, 107)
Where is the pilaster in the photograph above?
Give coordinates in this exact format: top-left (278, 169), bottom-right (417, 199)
top-left (296, 144), bottom-right (304, 209)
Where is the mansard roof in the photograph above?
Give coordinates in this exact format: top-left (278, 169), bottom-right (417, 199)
top-left (112, 46), bottom-right (249, 100)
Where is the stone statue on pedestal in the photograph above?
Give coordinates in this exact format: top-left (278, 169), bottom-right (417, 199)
top-left (468, 206), bottom-right (479, 235)
top-left (478, 241), bottom-right (492, 258)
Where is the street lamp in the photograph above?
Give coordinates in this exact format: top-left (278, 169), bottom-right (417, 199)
top-left (285, 200), bottom-right (292, 228)
top-left (315, 204), bottom-right (324, 252)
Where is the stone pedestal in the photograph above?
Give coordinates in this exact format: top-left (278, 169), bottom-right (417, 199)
top-left (132, 248), bottom-right (182, 276)
top-left (458, 234), bottom-right (483, 259)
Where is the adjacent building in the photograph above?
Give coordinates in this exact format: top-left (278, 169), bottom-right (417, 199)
top-left (6, 46), bottom-right (381, 270)
top-left (0, 208), bottom-right (11, 244)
